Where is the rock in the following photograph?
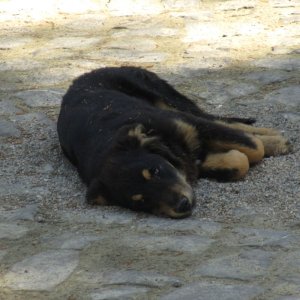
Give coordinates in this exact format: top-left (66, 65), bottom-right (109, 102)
top-left (0, 120), bottom-right (20, 137)
top-left (160, 282), bottom-right (264, 300)
top-left (0, 250), bottom-right (7, 262)
top-left (15, 89), bottom-right (64, 107)
top-left (225, 228), bottom-right (298, 248)
top-left (3, 250), bottom-right (79, 290)
top-left (42, 232), bottom-right (101, 250)
top-left (0, 37), bottom-right (33, 49)
top-left (136, 217), bottom-right (222, 235)
top-left (107, 0), bottom-right (163, 16)
top-left (0, 204), bottom-right (38, 221)
top-left (12, 112), bottom-right (56, 129)
top-left (0, 100), bottom-right (22, 115)
top-left (81, 270), bottom-right (182, 288)
top-left (183, 23), bottom-right (222, 43)
top-left (195, 249), bottom-right (276, 280)
top-left (0, 223), bottom-right (29, 239)
top-left (43, 37), bottom-right (100, 49)
top-left (90, 286), bottom-right (149, 300)
top-left (264, 86), bottom-right (300, 108)
top-left (57, 209), bottom-right (136, 225)
top-left (90, 49), bottom-right (167, 63)
top-left (252, 57), bottom-right (300, 71)
top-left (277, 251), bottom-right (300, 285)
top-left (243, 71), bottom-right (290, 85)
top-left (104, 38), bottom-right (157, 51)
top-left (123, 235), bottom-right (213, 253)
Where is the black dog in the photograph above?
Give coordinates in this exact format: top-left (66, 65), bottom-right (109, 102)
top-left (57, 66), bottom-right (290, 218)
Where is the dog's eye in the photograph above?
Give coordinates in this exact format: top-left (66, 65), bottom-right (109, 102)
top-left (150, 167), bottom-right (160, 177)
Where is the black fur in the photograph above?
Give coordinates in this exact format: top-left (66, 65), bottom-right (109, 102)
top-left (57, 66), bottom-right (259, 218)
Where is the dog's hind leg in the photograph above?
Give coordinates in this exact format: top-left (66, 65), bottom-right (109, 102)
top-left (215, 121), bottom-right (292, 156)
top-left (173, 115), bottom-right (265, 164)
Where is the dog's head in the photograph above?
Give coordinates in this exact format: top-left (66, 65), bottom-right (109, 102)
top-left (87, 124), bottom-right (195, 218)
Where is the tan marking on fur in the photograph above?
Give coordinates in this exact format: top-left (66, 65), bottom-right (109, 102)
top-left (255, 135), bottom-right (291, 157)
top-left (174, 119), bottom-right (199, 151)
top-left (210, 135), bottom-right (264, 164)
top-left (170, 170), bottom-right (193, 205)
top-left (217, 121), bottom-right (280, 136)
top-left (155, 100), bottom-right (177, 111)
top-left (92, 195), bottom-right (108, 205)
top-left (128, 124), bottom-right (146, 140)
top-left (142, 169), bottom-right (152, 180)
top-left (202, 150), bottom-right (249, 180)
top-left (128, 124), bottom-right (159, 146)
top-left (132, 194), bottom-right (144, 201)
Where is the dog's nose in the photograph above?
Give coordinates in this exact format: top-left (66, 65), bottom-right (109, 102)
top-left (176, 196), bottom-right (192, 213)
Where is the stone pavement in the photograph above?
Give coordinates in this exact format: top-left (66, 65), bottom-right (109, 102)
top-left (0, 0), bottom-right (300, 299)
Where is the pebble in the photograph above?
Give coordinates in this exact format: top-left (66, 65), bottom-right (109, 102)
top-left (3, 250), bottom-right (79, 290)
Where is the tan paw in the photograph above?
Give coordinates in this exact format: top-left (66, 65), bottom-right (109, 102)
top-left (256, 135), bottom-right (292, 157)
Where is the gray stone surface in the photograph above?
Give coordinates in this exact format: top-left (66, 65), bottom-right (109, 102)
top-left (195, 249), bottom-right (276, 280)
top-left (81, 270), bottom-right (182, 288)
top-left (136, 217), bottom-right (222, 235)
top-left (123, 235), bottom-right (214, 253)
top-left (90, 286), bottom-right (149, 300)
top-left (15, 89), bottom-right (64, 107)
top-left (0, 100), bottom-right (22, 115)
top-left (264, 86), bottom-right (300, 108)
top-left (0, 120), bottom-right (20, 137)
top-left (58, 209), bottom-right (136, 225)
top-left (42, 232), bottom-right (101, 250)
top-left (0, 1), bottom-right (300, 299)
top-left (2, 250), bottom-right (79, 290)
top-left (0, 250), bottom-right (6, 262)
top-left (160, 282), bottom-right (264, 300)
top-left (225, 228), bottom-right (298, 248)
top-left (243, 71), bottom-right (290, 85)
top-left (0, 204), bottom-right (38, 221)
top-left (252, 57), bottom-right (300, 71)
top-left (0, 223), bottom-right (29, 239)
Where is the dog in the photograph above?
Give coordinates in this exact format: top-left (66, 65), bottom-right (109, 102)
top-left (57, 66), bottom-right (291, 218)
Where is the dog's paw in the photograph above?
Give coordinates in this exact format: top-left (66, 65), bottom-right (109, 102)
top-left (256, 135), bottom-right (292, 157)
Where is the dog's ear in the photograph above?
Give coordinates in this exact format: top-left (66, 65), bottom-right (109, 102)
top-left (86, 178), bottom-right (111, 206)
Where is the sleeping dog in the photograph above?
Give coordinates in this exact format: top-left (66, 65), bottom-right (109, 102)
top-left (57, 67), bottom-right (291, 218)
